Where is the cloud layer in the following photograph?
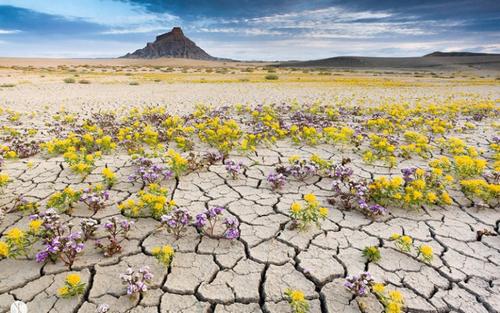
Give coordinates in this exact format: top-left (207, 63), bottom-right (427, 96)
top-left (0, 0), bottom-right (498, 60)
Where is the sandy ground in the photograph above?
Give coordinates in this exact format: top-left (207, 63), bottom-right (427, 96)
top-left (0, 64), bottom-right (499, 114)
top-left (0, 57), bottom-right (270, 68)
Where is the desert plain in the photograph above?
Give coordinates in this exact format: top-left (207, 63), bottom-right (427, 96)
top-left (0, 58), bottom-right (499, 313)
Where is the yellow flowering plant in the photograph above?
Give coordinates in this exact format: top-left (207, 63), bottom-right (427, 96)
top-left (119, 184), bottom-right (175, 219)
top-left (101, 167), bottom-right (117, 187)
top-left (63, 147), bottom-right (102, 176)
top-left (47, 187), bottom-right (82, 213)
top-left (453, 155), bottom-right (487, 178)
top-left (418, 245), bottom-right (433, 263)
top-left (460, 179), bottom-right (499, 205)
top-left (165, 149), bottom-right (188, 178)
top-left (322, 126), bottom-right (357, 148)
top-left (58, 273), bottom-right (86, 298)
top-left (390, 233), bottom-right (413, 253)
top-left (284, 288), bottom-right (309, 313)
top-left (369, 168), bottom-right (452, 208)
top-left (0, 172), bottom-right (10, 190)
top-left (195, 117), bottom-right (242, 155)
top-left (363, 134), bottom-right (397, 168)
top-left (362, 246), bottom-right (381, 263)
top-left (289, 194), bottom-right (329, 230)
top-left (151, 245), bottom-right (175, 267)
top-left (0, 227), bottom-right (32, 258)
top-left (400, 131), bottom-right (432, 159)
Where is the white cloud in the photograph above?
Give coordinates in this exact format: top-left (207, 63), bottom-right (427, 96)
top-left (0, 29), bottom-right (21, 34)
top-left (198, 27), bottom-right (284, 36)
top-left (101, 26), bottom-right (169, 35)
top-left (191, 5), bottom-right (438, 39)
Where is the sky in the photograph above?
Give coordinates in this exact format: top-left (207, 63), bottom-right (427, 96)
top-left (0, 0), bottom-right (499, 60)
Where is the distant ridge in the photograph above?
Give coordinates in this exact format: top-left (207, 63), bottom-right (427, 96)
top-left (279, 52), bottom-right (500, 70)
top-left (121, 27), bottom-right (215, 60)
top-left (424, 51), bottom-right (500, 57)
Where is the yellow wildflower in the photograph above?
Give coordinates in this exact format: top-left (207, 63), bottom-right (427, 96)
top-left (29, 219), bottom-right (43, 233)
top-left (58, 286), bottom-right (69, 296)
top-left (289, 290), bottom-right (305, 302)
top-left (6, 228), bottom-right (24, 242)
top-left (401, 236), bottom-right (412, 246)
top-left (319, 207), bottom-right (329, 217)
top-left (66, 273), bottom-right (81, 286)
top-left (386, 301), bottom-right (402, 313)
top-left (389, 290), bottom-right (404, 303)
top-left (0, 241), bottom-right (9, 257)
top-left (372, 283), bottom-right (385, 294)
top-left (303, 193), bottom-right (317, 204)
top-left (290, 202), bottom-right (302, 214)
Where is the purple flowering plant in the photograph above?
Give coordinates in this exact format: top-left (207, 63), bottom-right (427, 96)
top-left (160, 207), bottom-right (192, 239)
top-left (267, 172), bottom-right (286, 190)
top-left (80, 218), bottom-right (98, 241)
top-left (329, 159), bottom-right (387, 218)
top-left (120, 266), bottom-right (153, 297)
top-left (224, 159), bottom-right (244, 179)
top-left (79, 184), bottom-right (110, 213)
top-left (30, 209), bottom-right (83, 267)
top-left (195, 206), bottom-right (239, 240)
top-left (344, 272), bottom-right (374, 297)
top-left (95, 217), bottom-right (133, 257)
top-left (128, 157), bottom-right (172, 184)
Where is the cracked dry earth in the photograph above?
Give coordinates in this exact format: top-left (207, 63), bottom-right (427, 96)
top-left (0, 114), bottom-right (499, 313)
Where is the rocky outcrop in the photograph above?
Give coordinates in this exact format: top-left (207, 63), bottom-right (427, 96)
top-left (121, 27), bottom-right (215, 60)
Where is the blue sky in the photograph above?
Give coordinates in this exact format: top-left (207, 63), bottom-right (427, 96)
top-left (0, 0), bottom-right (499, 60)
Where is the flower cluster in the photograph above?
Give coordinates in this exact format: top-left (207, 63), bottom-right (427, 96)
top-left (195, 206), bottom-right (239, 239)
top-left (362, 246), bottom-right (381, 263)
top-left (371, 283), bottom-right (405, 313)
top-left (80, 218), bottom-right (98, 241)
top-left (129, 157), bottom-right (172, 184)
top-left (79, 184), bottom-right (110, 213)
top-left (120, 266), bottom-right (153, 297)
top-left (47, 187), bottom-right (81, 213)
top-left (453, 155), bottom-right (487, 178)
top-left (344, 272), bottom-right (373, 296)
top-left (0, 227), bottom-right (33, 258)
top-left (36, 230), bottom-right (85, 268)
top-left (119, 183), bottom-right (175, 219)
top-left (101, 167), bottom-right (117, 187)
top-left (284, 288), bottom-right (310, 313)
top-left (165, 148), bottom-right (188, 178)
top-left (363, 134), bottom-right (397, 167)
top-left (151, 245), bottom-right (175, 267)
top-left (289, 194), bottom-right (328, 230)
top-left (224, 159), bottom-right (244, 179)
top-left (267, 172), bottom-right (286, 190)
top-left (58, 273), bottom-right (86, 298)
top-left (63, 148), bottom-right (101, 175)
top-left (160, 207), bottom-right (192, 239)
top-left (95, 217), bottom-right (133, 257)
top-left (390, 233), bottom-right (433, 263)
top-left (460, 179), bottom-right (499, 206)
top-left (0, 172), bottom-right (10, 189)
top-left (369, 168), bottom-right (452, 208)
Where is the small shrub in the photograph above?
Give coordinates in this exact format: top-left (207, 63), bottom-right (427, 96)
top-left (129, 81), bottom-right (139, 86)
top-left (63, 78), bottom-right (76, 84)
top-left (78, 79), bottom-right (91, 84)
top-left (265, 74), bottom-right (279, 80)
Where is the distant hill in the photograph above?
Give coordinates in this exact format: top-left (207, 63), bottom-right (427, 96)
top-left (121, 27), bottom-right (215, 60)
top-left (279, 52), bottom-right (500, 71)
top-left (424, 51), bottom-right (500, 57)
